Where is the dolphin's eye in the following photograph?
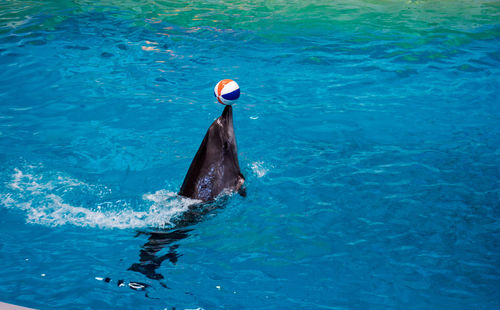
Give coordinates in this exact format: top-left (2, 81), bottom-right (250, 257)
top-left (223, 141), bottom-right (229, 151)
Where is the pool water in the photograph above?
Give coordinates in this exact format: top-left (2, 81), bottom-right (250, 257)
top-left (1, 0), bottom-right (499, 309)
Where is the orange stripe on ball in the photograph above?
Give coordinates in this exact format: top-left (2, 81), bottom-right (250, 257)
top-left (217, 79), bottom-right (232, 95)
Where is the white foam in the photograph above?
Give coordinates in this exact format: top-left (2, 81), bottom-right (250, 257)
top-left (0, 166), bottom-right (199, 229)
top-left (251, 161), bottom-right (269, 178)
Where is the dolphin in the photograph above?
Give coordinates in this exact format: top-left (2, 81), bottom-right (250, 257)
top-left (127, 106), bottom-right (245, 285)
top-left (178, 105), bottom-right (245, 202)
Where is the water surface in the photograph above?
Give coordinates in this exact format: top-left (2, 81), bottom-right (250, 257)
top-left (0, 0), bottom-right (499, 309)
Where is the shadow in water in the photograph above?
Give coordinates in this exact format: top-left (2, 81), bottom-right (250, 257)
top-left (128, 229), bottom-right (192, 280)
top-left (128, 197), bottom-right (229, 282)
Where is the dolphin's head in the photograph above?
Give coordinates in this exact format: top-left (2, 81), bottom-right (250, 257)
top-left (179, 105), bottom-right (245, 202)
top-left (213, 105), bottom-right (238, 164)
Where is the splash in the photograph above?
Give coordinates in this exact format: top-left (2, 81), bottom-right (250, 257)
top-left (250, 161), bottom-right (269, 178)
top-left (0, 166), bottom-right (199, 229)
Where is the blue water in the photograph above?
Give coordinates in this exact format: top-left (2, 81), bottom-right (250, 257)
top-left (1, 1), bottom-right (499, 309)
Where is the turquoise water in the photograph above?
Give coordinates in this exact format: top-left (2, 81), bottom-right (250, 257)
top-left (1, 0), bottom-right (499, 309)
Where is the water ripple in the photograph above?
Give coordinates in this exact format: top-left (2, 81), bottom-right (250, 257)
top-left (0, 0), bottom-right (499, 309)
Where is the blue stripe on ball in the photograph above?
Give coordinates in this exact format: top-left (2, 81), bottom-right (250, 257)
top-left (222, 89), bottom-right (240, 100)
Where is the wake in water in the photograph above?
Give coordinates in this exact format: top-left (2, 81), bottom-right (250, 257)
top-left (0, 164), bottom-right (200, 229)
top-left (0, 162), bottom-right (264, 288)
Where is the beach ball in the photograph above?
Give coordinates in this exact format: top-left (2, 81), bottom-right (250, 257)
top-left (214, 79), bottom-right (240, 105)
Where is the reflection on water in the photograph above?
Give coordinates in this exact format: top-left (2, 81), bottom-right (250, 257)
top-left (128, 199), bottom-right (227, 283)
top-left (129, 229), bottom-right (192, 280)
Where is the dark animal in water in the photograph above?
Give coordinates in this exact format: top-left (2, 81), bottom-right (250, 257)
top-left (128, 105), bottom-right (245, 284)
top-left (178, 105), bottom-right (245, 202)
